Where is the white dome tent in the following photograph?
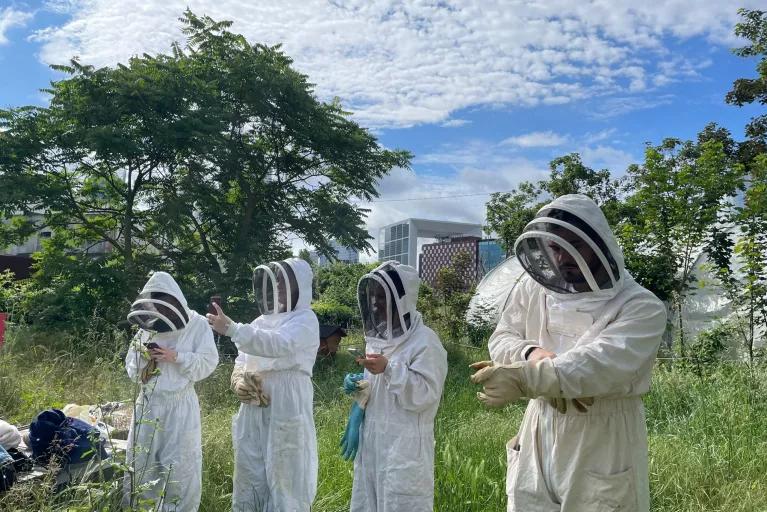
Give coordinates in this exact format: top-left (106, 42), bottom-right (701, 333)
top-left (465, 255), bottom-right (526, 328)
top-left (673, 246), bottom-right (765, 356)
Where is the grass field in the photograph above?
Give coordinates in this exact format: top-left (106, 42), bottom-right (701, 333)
top-left (1, 325), bottom-right (766, 511)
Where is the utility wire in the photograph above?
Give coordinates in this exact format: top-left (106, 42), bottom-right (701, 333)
top-left (354, 190), bottom-right (514, 203)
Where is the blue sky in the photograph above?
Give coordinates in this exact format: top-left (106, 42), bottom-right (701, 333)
top-left (0, 1), bottom-right (763, 258)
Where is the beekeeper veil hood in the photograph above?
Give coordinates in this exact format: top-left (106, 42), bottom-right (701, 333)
top-left (358, 261), bottom-right (421, 350)
top-left (514, 194), bottom-right (625, 296)
top-left (127, 272), bottom-right (190, 333)
top-left (252, 258), bottom-right (312, 316)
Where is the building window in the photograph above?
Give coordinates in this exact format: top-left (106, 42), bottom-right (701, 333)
top-left (380, 222), bottom-right (411, 264)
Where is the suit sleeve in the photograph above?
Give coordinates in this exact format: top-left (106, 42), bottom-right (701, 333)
top-left (553, 297), bottom-right (666, 398)
top-left (175, 322), bottom-right (219, 383)
top-left (229, 313), bottom-right (318, 358)
top-left (383, 341), bottom-right (448, 413)
top-left (488, 278), bottom-right (542, 364)
top-left (125, 333), bottom-right (150, 383)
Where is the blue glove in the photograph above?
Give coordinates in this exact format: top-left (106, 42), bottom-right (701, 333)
top-left (339, 402), bottom-right (365, 461)
top-left (0, 445), bottom-right (11, 467)
top-left (343, 373), bottom-right (365, 395)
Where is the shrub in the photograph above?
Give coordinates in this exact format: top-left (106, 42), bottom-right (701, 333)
top-left (312, 300), bottom-right (357, 327)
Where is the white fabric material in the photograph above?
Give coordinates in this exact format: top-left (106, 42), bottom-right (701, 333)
top-left (0, 419), bottom-right (21, 450)
top-left (351, 263), bottom-right (448, 512)
top-left (229, 258), bottom-right (319, 512)
top-left (123, 272), bottom-right (218, 512)
top-left (488, 194), bottom-right (666, 512)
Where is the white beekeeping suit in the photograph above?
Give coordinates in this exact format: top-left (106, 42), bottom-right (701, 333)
top-left (226, 258), bottom-right (319, 512)
top-left (478, 194), bottom-right (666, 512)
top-left (123, 271), bottom-right (219, 512)
top-left (350, 262), bottom-right (448, 512)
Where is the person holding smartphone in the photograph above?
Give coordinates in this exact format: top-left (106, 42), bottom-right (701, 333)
top-left (123, 271), bottom-right (219, 512)
top-left (207, 258), bottom-right (319, 512)
top-left (340, 261), bottom-right (447, 512)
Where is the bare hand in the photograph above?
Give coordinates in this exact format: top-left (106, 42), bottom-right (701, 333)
top-left (359, 353), bottom-right (388, 374)
top-left (206, 302), bottom-right (232, 335)
top-left (150, 346), bottom-right (178, 363)
top-left (528, 348), bottom-right (556, 362)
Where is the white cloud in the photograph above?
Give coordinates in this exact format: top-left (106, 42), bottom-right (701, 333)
top-left (652, 56), bottom-right (713, 89)
top-left (288, 132), bottom-right (638, 260)
top-left (288, 140), bottom-right (552, 259)
top-left (352, 160), bottom-right (546, 261)
top-left (0, 8), bottom-right (33, 45)
top-left (579, 145), bottom-right (636, 174)
top-left (583, 128), bottom-right (619, 145)
top-left (441, 118), bottom-right (471, 128)
top-left (588, 94), bottom-right (675, 119)
top-left (43, 1), bottom-right (79, 14)
top-left (28, 0), bottom-right (762, 128)
top-left (502, 130), bottom-right (569, 148)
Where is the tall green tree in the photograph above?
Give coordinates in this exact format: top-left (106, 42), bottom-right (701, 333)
top-left (0, 10), bottom-right (410, 324)
top-left (433, 250), bottom-right (477, 341)
top-left (171, 12), bottom-right (410, 286)
top-left (705, 155), bottom-right (767, 364)
top-left (623, 133), bottom-right (741, 354)
top-left (297, 248), bottom-right (314, 265)
top-left (705, 10), bottom-right (767, 364)
top-left (726, 9), bottom-right (767, 157)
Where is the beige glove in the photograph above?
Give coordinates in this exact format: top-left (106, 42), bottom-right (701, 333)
top-left (141, 359), bottom-right (158, 384)
top-left (231, 366), bottom-right (270, 407)
top-left (548, 397), bottom-right (595, 414)
top-left (470, 358), bottom-right (561, 408)
top-left (352, 380), bottom-right (371, 409)
top-left (131, 340), bottom-right (158, 384)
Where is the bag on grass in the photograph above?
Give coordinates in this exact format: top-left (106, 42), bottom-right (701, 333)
top-left (28, 409), bottom-right (108, 466)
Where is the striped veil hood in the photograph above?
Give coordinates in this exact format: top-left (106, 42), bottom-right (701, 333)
top-left (514, 194), bottom-right (625, 299)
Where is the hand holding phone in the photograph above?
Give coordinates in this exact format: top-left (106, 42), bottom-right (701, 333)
top-left (144, 342), bottom-right (160, 350)
top-left (208, 295), bottom-right (222, 316)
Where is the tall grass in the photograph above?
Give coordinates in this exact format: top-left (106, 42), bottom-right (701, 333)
top-left (1, 326), bottom-right (765, 511)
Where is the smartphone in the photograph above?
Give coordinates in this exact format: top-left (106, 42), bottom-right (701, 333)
top-left (208, 295), bottom-right (222, 315)
top-left (144, 342), bottom-right (160, 350)
top-left (347, 347), bottom-right (363, 358)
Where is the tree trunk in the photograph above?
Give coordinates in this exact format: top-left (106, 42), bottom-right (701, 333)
top-left (676, 299), bottom-right (686, 358)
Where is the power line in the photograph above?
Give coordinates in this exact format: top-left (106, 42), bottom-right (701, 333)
top-left (355, 190), bottom-right (514, 203)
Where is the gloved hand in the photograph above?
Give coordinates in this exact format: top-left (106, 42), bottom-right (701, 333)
top-left (231, 366), bottom-right (270, 407)
top-left (141, 359), bottom-right (157, 384)
top-left (548, 397), bottom-right (595, 414)
top-left (342, 373), bottom-right (370, 408)
top-left (343, 373), bottom-right (365, 394)
top-left (470, 358), bottom-right (561, 408)
top-left (130, 341), bottom-right (157, 384)
top-left (339, 402), bottom-right (365, 461)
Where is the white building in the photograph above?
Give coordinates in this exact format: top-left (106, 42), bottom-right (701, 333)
top-left (377, 218), bottom-right (483, 268)
top-left (1, 212), bottom-right (112, 257)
